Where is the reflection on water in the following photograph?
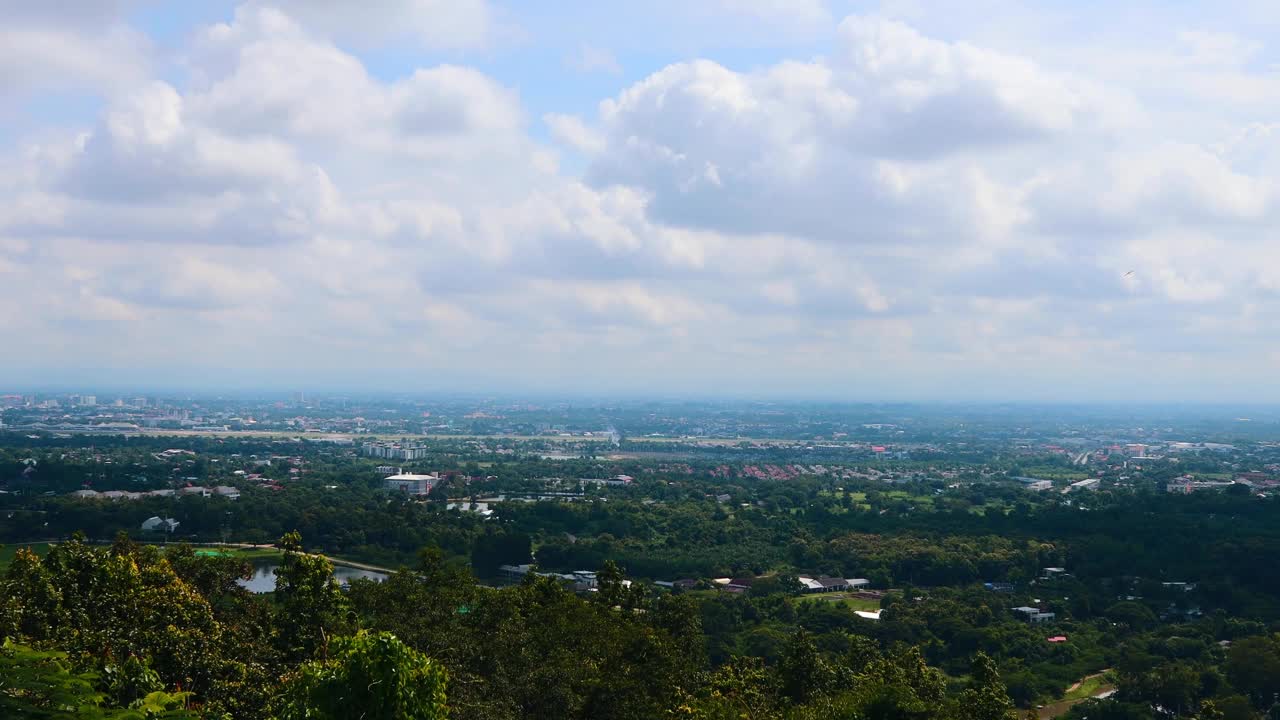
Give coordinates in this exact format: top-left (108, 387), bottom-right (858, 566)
top-left (237, 562), bottom-right (388, 593)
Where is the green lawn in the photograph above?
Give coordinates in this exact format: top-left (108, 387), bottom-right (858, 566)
top-left (0, 542), bottom-right (54, 571)
top-left (1061, 673), bottom-right (1112, 702)
top-left (190, 546), bottom-right (282, 561)
top-left (0, 542), bottom-right (281, 572)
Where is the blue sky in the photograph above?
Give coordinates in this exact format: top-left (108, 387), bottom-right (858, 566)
top-left (4, 0), bottom-right (1280, 401)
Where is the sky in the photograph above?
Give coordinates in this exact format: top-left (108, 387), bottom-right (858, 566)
top-left (4, 0), bottom-right (1280, 401)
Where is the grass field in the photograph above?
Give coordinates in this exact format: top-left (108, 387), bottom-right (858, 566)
top-left (1037, 672), bottom-right (1115, 719)
top-left (0, 542), bottom-right (54, 570)
top-left (190, 546), bottom-right (282, 561)
top-left (794, 593), bottom-right (881, 613)
top-left (1061, 673), bottom-right (1112, 702)
top-left (0, 542), bottom-right (284, 571)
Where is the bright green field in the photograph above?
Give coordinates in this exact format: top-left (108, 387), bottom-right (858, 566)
top-left (1062, 673), bottom-right (1113, 702)
top-left (190, 546), bottom-right (282, 561)
top-left (0, 542), bottom-right (282, 571)
top-left (0, 542), bottom-right (54, 570)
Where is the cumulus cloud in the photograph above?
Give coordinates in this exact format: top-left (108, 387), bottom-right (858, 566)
top-left (0, 1), bottom-right (150, 101)
top-left (4, 3), bottom-right (1280, 398)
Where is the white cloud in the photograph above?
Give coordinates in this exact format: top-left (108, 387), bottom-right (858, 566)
top-left (544, 113), bottom-right (605, 155)
top-left (0, 16), bottom-right (149, 100)
top-left (250, 0), bottom-right (492, 49)
top-left (6, 4), bottom-right (1280, 398)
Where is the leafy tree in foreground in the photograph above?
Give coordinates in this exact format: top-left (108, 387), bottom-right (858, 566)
top-left (275, 631), bottom-right (448, 720)
top-left (273, 531), bottom-right (353, 662)
top-left (0, 639), bottom-right (193, 719)
top-left (952, 653), bottom-right (1018, 720)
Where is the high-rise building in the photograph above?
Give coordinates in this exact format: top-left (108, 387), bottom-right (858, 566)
top-left (133, 397), bottom-right (148, 408)
top-left (81, 395), bottom-right (97, 406)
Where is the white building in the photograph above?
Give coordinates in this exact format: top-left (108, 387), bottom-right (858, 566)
top-left (213, 486), bottom-right (241, 500)
top-left (1013, 606), bottom-right (1056, 624)
top-left (384, 472), bottom-right (439, 495)
top-left (364, 443), bottom-right (431, 460)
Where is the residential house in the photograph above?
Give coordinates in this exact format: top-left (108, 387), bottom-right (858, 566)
top-left (1013, 606), bottom-right (1056, 624)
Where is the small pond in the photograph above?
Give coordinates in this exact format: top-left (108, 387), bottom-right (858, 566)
top-left (237, 562), bottom-right (388, 593)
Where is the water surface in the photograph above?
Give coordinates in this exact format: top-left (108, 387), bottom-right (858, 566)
top-left (237, 562), bottom-right (388, 593)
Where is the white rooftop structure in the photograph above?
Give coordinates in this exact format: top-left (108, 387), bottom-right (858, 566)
top-left (385, 473), bottom-right (439, 481)
top-left (141, 516), bottom-right (179, 532)
top-left (384, 473), bottom-right (439, 496)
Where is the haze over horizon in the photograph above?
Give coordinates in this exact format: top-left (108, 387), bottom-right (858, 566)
top-left (7, 1), bottom-right (1280, 401)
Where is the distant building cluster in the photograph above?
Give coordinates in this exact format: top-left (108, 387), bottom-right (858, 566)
top-left (499, 565), bottom-right (614, 593)
top-left (580, 475), bottom-right (633, 487)
top-left (1166, 477), bottom-right (1239, 494)
top-left (797, 576), bottom-right (871, 593)
top-left (71, 485), bottom-right (241, 501)
top-left (363, 441), bottom-right (431, 460)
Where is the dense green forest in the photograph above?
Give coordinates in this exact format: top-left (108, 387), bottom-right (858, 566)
top-left (1, 534), bottom-right (1023, 719)
top-left (5, 533), bottom-right (1278, 719)
top-left (4, 433), bottom-right (1280, 718)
